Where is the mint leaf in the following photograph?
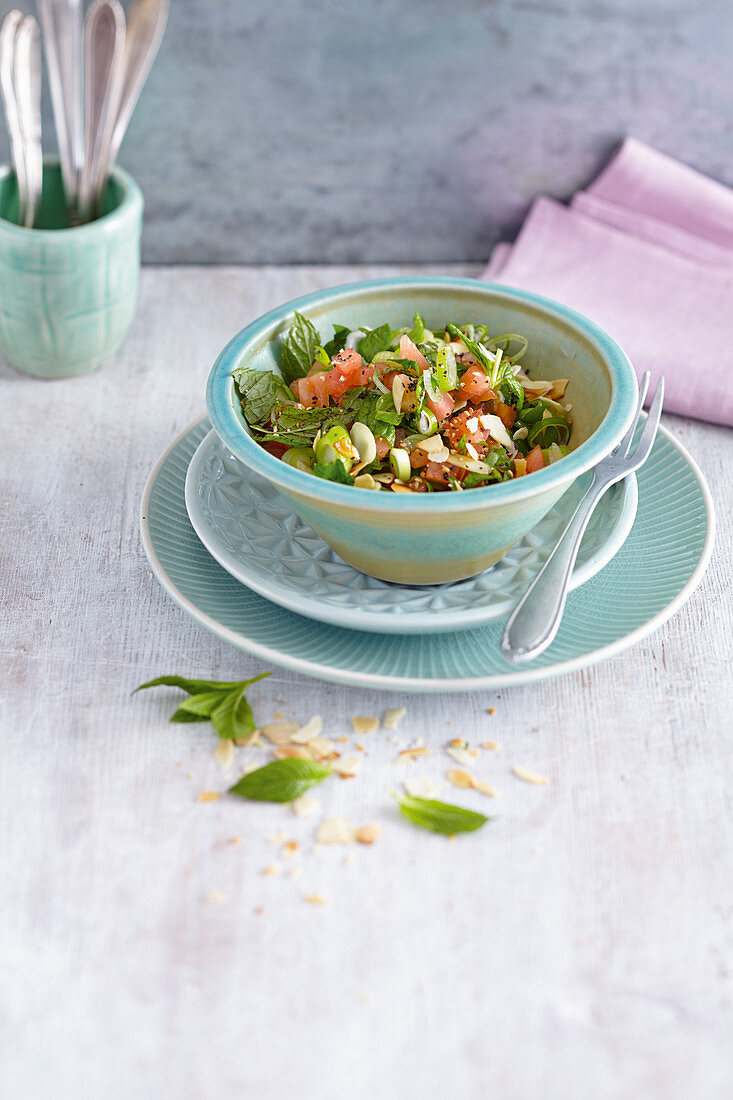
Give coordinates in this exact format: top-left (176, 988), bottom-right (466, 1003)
top-left (135, 676), bottom-right (247, 695)
top-left (210, 685), bottom-right (255, 741)
top-left (312, 460), bottom-right (353, 484)
top-left (407, 311), bottom-right (426, 343)
top-left (171, 689), bottom-right (231, 721)
top-left (229, 759), bottom-right (332, 803)
top-left (395, 792), bottom-right (490, 835)
top-left (358, 323), bottom-right (395, 363)
top-left (323, 323), bottom-right (350, 359)
top-left (281, 312), bottom-right (321, 384)
top-left (233, 368), bottom-right (293, 425)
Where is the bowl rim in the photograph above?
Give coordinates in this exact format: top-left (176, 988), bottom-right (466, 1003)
top-left (206, 276), bottom-right (639, 513)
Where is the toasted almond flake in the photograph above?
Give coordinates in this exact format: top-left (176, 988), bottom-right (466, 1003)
top-left (481, 740), bottom-right (499, 750)
top-left (333, 756), bottom-right (360, 778)
top-left (281, 840), bottom-right (300, 858)
top-left (307, 736), bottom-right (337, 761)
top-left (466, 416), bottom-right (479, 432)
top-left (396, 746), bottom-right (431, 763)
top-left (272, 711), bottom-right (285, 719)
top-left (467, 748), bottom-right (479, 758)
top-left (548, 378), bottom-right (569, 399)
top-left (288, 866), bottom-right (303, 879)
top-left (382, 707), bottom-right (406, 731)
top-left (416, 433), bottom-right (445, 453)
top-left (450, 738), bottom-right (468, 749)
top-left (274, 744), bottom-right (313, 760)
top-left (260, 721), bottom-right (300, 745)
top-left (230, 836), bottom-right (242, 844)
top-left (512, 426), bottom-right (529, 441)
top-left (466, 442), bottom-right (479, 461)
top-left (303, 893), bottom-right (326, 905)
top-left (291, 715), bottom-right (323, 742)
top-left (335, 736), bottom-right (350, 743)
top-left (390, 483), bottom-right (413, 494)
top-left (352, 716), bottom-right (379, 734)
top-left (355, 824), bottom-right (381, 845)
top-left (316, 817), bottom-right (356, 844)
top-left (355, 741), bottom-right (366, 752)
top-left (488, 707), bottom-right (496, 715)
top-left (472, 779), bottom-right (499, 797)
top-left (405, 776), bottom-right (444, 798)
top-left (446, 747), bottom-right (475, 768)
top-left (514, 458), bottom-right (527, 477)
top-left (263, 864), bottom-right (281, 877)
top-left (204, 890), bottom-right (228, 905)
top-left (512, 765), bottom-right (550, 786)
top-left (447, 768), bottom-right (474, 789)
top-left (214, 739), bottom-right (235, 772)
top-left (291, 794), bottom-right (320, 817)
top-left (197, 791), bottom-right (220, 803)
top-left (242, 761), bottom-right (260, 774)
top-left (354, 472), bottom-right (378, 490)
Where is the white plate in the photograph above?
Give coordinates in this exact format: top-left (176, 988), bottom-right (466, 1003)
top-left (184, 428), bottom-right (638, 634)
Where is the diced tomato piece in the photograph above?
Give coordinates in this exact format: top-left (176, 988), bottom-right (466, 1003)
top-left (424, 461), bottom-right (468, 486)
top-left (458, 364), bottom-right (496, 403)
top-left (399, 334), bottom-right (430, 370)
top-left (495, 400), bottom-right (517, 429)
top-left (526, 445), bottom-right (546, 473)
top-left (427, 390), bottom-right (455, 423)
top-left (294, 350), bottom-right (373, 408)
top-left (375, 436), bottom-right (391, 459)
top-left (410, 448), bottom-right (429, 469)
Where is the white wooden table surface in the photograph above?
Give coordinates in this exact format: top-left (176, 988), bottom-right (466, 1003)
top-left (2, 265), bottom-right (732, 1100)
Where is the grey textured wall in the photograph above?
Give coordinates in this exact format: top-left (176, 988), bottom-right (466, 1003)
top-left (2, 0), bottom-right (732, 262)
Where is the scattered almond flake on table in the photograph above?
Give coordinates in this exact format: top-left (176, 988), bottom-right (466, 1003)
top-left (445, 746), bottom-right (475, 768)
top-left (316, 818), bottom-right (357, 844)
top-left (404, 776), bottom-right (444, 798)
top-left (481, 741), bottom-right (500, 750)
top-left (352, 716), bottom-right (379, 734)
top-left (449, 738), bottom-right (468, 749)
top-left (382, 707), bottom-right (406, 731)
top-left (332, 756), bottom-right (361, 779)
top-left (260, 722), bottom-right (300, 745)
top-left (335, 736), bottom-right (350, 743)
top-left (472, 779), bottom-right (499, 797)
top-left (488, 707), bottom-right (496, 715)
top-left (214, 740), bottom-right (235, 772)
top-left (281, 840), bottom-right (300, 859)
top-left (242, 761), bottom-right (260, 775)
top-left (291, 794), bottom-right (320, 817)
top-left (396, 746), bottom-right (431, 763)
top-left (355, 824), bottom-right (381, 845)
top-left (230, 836), bottom-right (242, 845)
top-left (197, 791), bottom-right (220, 803)
top-left (447, 768), bottom-right (475, 789)
top-left (512, 766), bottom-right (550, 786)
top-left (235, 730), bottom-right (263, 747)
top-left (288, 866), bottom-right (303, 879)
top-left (355, 741), bottom-right (366, 752)
top-left (291, 715), bottom-right (324, 742)
top-left (272, 712), bottom-right (285, 719)
top-left (204, 890), bottom-right (228, 905)
top-left (303, 893), bottom-right (326, 905)
top-left (274, 744), bottom-right (314, 761)
top-left (263, 864), bottom-right (282, 877)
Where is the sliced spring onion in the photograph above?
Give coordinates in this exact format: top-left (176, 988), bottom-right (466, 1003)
top-left (435, 344), bottom-right (458, 392)
top-left (417, 408), bottom-right (438, 435)
top-left (389, 448), bottom-right (411, 482)
top-left (350, 422), bottom-right (377, 465)
top-left (282, 447), bottom-right (316, 472)
top-left (392, 375), bottom-right (406, 413)
top-left (315, 425), bottom-right (357, 468)
top-left (345, 329), bottom-right (366, 350)
top-left (527, 416), bottom-right (570, 449)
top-left (487, 333), bottom-right (529, 361)
top-left (372, 350), bottom-right (399, 362)
top-left (422, 369), bottom-right (440, 403)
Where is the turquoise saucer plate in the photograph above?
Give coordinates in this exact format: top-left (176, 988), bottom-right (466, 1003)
top-left (184, 428), bottom-right (638, 635)
top-left (140, 418), bottom-right (715, 693)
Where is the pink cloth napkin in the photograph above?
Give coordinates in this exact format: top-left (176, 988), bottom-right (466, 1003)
top-left (482, 138), bottom-right (733, 426)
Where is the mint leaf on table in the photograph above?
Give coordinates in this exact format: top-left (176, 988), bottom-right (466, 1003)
top-left (135, 673), bottom-right (270, 740)
top-left (281, 311), bottom-right (322, 384)
top-left (395, 792), bottom-right (490, 835)
top-left (229, 759), bottom-right (332, 803)
top-left (358, 323), bottom-right (395, 363)
top-left (232, 368), bottom-right (293, 425)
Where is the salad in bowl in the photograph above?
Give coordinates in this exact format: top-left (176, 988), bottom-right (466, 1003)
top-left (234, 312), bottom-right (572, 494)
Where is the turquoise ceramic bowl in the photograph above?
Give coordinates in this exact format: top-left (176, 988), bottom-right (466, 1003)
top-left (0, 160), bottom-right (143, 378)
top-left (207, 278), bottom-right (638, 584)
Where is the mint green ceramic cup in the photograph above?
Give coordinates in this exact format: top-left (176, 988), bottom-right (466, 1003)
top-left (0, 160), bottom-right (143, 378)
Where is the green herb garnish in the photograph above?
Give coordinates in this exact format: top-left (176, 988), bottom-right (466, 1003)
top-left (233, 368), bottom-right (294, 425)
top-left (281, 312), bottom-right (321, 384)
top-left (358, 322), bottom-right (395, 363)
top-left (323, 323), bottom-right (350, 359)
top-left (395, 791), bottom-right (490, 835)
top-left (312, 459), bottom-right (353, 484)
top-left (135, 673), bottom-right (270, 740)
top-left (229, 759), bottom-right (332, 803)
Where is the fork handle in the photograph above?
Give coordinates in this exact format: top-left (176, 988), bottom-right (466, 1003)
top-left (500, 473), bottom-right (607, 663)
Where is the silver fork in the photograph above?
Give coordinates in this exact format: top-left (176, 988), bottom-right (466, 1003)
top-left (500, 372), bottom-right (664, 663)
